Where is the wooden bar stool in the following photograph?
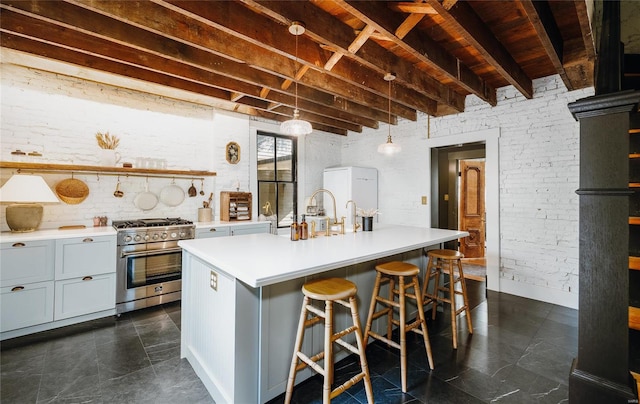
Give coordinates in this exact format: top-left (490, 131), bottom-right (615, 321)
top-left (422, 249), bottom-right (473, 349)
top-left (363, 261), bottom-right (434, 393)
top-left (285, 277), bottom-right (374, 404)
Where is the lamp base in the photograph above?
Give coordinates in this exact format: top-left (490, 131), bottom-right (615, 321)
top-left (6, 203), bottom-right (44, 232)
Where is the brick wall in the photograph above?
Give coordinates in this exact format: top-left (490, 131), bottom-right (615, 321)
top-left (341, 75), bottom-right (594, 307)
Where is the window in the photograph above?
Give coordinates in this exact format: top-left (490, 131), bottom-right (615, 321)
top-left (257, 132), bottom-right (297, 228)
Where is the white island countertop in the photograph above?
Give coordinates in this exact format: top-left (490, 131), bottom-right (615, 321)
top-left (179, 225), bottom-right (468, 288)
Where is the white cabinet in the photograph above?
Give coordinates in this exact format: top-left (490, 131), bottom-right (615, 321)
top-left (55, 236), bottom-right (116, 279)
top-left (195, 226), bottom-right (230, 239)
top-left (54, 273), bottom-right (116, 320)
top-left (0, 240), bottom-right (55, 332)
top-left (196, 222), bottom-right (270, 238)
top-left (1, 281), bottom-right (54, 332)
top-left (54, 235), bottom-right (116, 320)
top-left (230, 222), bottom-right (270, 236)
top-left (0, 240), bottom-right (54, 286)
top-left (0, 233), bottom-right (117, 339)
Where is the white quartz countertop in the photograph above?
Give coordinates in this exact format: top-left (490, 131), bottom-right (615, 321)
top-left (179, 225), bottom-right (468, 288)
top-left (0, 226), bottom-right (117, 243)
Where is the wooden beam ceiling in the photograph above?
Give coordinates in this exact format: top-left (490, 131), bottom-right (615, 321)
top-left (0, 0), bottom-right (595, 136)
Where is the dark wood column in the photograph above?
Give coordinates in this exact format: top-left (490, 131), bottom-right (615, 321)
top-left (568, 90), bottom-right (640, 403)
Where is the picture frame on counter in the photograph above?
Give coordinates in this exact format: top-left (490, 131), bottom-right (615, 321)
top-left (226, 142), bottom-right (240, 164)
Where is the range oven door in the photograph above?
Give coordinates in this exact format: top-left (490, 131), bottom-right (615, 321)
top-left (116, 244), bottom-right (183, 306)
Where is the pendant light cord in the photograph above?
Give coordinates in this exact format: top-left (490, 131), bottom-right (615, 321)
top-left (294, 31), bottom-right (299, 112)
top-left (388, 75), bottom-right (391, 139)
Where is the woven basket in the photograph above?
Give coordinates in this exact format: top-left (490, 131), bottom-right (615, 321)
top-left (55, 178), bottom-right (89, 204)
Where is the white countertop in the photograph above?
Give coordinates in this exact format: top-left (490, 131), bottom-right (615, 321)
top-left (179, 225), bottom-right (468, 288)
top-left (0, 220), bottom-right (269, 243)
top-left (0, 226), bottom-right (117, 243)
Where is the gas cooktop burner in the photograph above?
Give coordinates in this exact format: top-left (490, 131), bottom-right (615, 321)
top-left (112, 217), bottom-right (193, 229)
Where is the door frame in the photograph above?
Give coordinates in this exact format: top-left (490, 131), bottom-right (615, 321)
top-left (426, 128), bottom-right (500, 291)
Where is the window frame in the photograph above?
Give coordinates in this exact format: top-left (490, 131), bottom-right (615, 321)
top-left (256, 131), bottom-right (297, 229)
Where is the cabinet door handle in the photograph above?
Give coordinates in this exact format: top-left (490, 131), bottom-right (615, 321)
top-left (82, 276), bottom-right (93, 281)
top-left (11, 286), bottom-right (25, 292)
top-left (209, 228), bottom-right (217, 232)
top-left (82, 238), bottom-right (94, 243)
top-left (12, 242), bottom-right (26, 248)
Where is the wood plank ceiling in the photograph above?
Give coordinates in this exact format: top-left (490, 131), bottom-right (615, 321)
top-left (0, 0), bottom-right (595, 136)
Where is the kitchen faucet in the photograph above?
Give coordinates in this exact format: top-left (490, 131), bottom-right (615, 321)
top-left (309, 188), bottom-right (345, 235)
top-left (345, 200), bottom-right (360, 233)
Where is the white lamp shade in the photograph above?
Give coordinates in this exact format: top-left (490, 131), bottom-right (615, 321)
top-left (280, 118), bottom-right (313, 136)
top-left (377, 136), bottom-right (402, 155)
top-left (0, 175), bottom-right (60, 203)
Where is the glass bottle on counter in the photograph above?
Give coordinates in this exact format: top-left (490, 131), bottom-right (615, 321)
top-left (290, 215), bottom-right (300, 241)
top-left (300, 215), bottom-right (308, 240)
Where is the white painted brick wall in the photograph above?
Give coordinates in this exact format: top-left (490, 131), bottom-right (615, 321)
top-left (342, 75), bottom-right (594, 297)
top-left (0, 64), bottom-right (222, 229)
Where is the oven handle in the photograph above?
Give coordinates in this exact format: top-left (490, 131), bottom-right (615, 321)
top-left (121, 247), bottom-right (183, 258)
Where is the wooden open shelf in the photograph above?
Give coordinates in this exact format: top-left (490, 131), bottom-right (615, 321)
top-left (631, 256), bottom-right (640, 271)
top-left (631, 217), bottom-right (640, 225)
top-left (630, 306), bottom-right (640, 330)
top-left (0, 161), bottom-right (216, 179)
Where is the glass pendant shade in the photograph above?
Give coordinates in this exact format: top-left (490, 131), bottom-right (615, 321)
top-left (280, 109), bottom-right (312, 136)
top-left (377, 134), bottom-right (402, 155)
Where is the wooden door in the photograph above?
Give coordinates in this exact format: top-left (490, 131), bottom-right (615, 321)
top-left (459, 160), bottom-right (485, 258)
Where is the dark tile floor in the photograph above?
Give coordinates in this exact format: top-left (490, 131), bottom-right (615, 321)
top-left (1, 279), bottom-right (583, 403)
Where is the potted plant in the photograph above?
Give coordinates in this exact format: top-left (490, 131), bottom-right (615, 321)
top-left (96, 131), bottom-right (121, 166)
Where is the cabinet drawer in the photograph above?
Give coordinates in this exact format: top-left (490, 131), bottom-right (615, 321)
top-left (230, 223), bottom-right (271, 236)
top-left (55, 235), bottom-right (116, 280)
top-left (54, 273), bottom-right (116, 320)
top-left (196, 226), bottom-right (231, 238)
top-left (1, 281), bottom-right (54, 332)
top-left (0, 240), bottom-right (54, 286)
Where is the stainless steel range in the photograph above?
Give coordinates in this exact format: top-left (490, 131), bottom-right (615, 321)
top-left (113, 218), bottom-right (195, 314)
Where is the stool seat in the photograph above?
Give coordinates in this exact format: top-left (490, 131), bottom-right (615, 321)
top-left (375, 261), bottom-right (420, 276)
top-left (427, 249), bottom-right (464, 260)
top-left (285, 277), bottom-right (374, 403)
top-left (364, 261), bottom-right (434, 393)
top-left (302, 277), bottom-right (357, 301)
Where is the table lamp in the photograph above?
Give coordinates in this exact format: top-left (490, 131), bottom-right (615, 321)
top-left (0, 174), bottom-right (59, 232)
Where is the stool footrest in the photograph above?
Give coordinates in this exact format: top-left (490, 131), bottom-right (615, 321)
top-left (331, 372), bottom-right (367, 400)
top-left (367, 330), bottom-right (401, 351)
top-left (295, 351), bottom-right (326, 376)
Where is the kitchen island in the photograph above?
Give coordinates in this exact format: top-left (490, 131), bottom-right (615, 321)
top-left (178, 225), bottom-right (468, 403)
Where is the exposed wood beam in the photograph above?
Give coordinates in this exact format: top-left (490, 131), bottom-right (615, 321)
top-left (0, 6), bottom-right (364, 134)
top-left (388, 3), bottom-right (437, 15)
top-left (336, 0), bottom-right (497, 106)
top-left (519, 0), bottom-right (572, 90)
top-left (245, 0), bottom-right (464, 112)
top-left (426, 0), bottom-right (533, 99)
top-left (151, 0), bottom-right (424, 117)
top-left (3, 0), bottom-right (388, 127)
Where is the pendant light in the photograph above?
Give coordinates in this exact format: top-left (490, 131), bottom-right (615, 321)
top-left (377, 72), bottom-right (401, 155)
top-left (280, 22), bottom-right (312, 136)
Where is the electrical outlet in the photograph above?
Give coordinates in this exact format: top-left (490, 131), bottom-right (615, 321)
top-left (421, 196), bottom-right (427, 205)
top-left (210, 270), bottom-right (218, 291)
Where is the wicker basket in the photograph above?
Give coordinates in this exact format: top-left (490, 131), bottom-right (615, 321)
top-left (55, 178), bottom-right (89, 204)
